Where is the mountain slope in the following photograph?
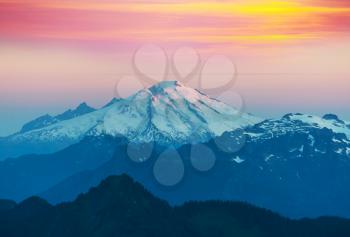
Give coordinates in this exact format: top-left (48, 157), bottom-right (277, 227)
top-left (0, 110), bottom-right (349, 217)
top-left (0, 81), bottom-right (260, 160)
top-left (89, 81), bottom-right (260, 144)
top-left (0, 136), bottom-right (121, 201)
top-left (0, 199), bottom-right (16, 211)
top-left (20, 102), bottom-right (96, 133)
top-left (40, 113), bottom-right (350, 218)
top-left (1, 175), bottom-right (350, 237)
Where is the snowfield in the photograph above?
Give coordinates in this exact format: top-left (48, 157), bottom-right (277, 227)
top-left (7, 81), bottom-right (261, 146)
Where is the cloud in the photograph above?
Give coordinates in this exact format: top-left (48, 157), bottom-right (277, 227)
top-left (0, 0), bottom-right (350, 45)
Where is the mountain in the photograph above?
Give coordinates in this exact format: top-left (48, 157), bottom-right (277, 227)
top-left (54, 102), bottom-right (96, 121)
top-left (88, 81), bottom-right (260, 144)
top-left (102, 97), bottom-right (121, 108)
top-left (0, 102), bottom-right (97, 161)
top-left (0, 136), bottom-right (121, 201)
top-left (20, 114), bottom-right (59, 133)
top-left (1, 175), bottom-right (350, 237)
top-left (39, 113), bottom-right (350, 218)
top-left (0, 199), bottom-right (16, 211)
top-left (20, 102), bottom-right (96, 133)
top-left (0, 81), bottom-right (260, 160)
top-left (1, 81), bottom-right (349, 218)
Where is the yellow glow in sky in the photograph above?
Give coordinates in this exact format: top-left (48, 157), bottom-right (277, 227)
top-left (36, 1), bottom-right (350, 16)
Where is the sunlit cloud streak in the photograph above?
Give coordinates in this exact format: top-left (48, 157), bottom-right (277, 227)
top-left (0, 0), bottom-right (350, 45)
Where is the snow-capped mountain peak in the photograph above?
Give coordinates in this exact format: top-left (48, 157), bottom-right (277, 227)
top-left (2, 81), bottom-right (261, 159)
top-left (247, 113), bottom-right (350, 143)
top-left (91, 80), bottom-right (261, 144)
top-left (286, 113), bottom-right (350, 138)
top-left (149, 80), bottom-right (182, 91)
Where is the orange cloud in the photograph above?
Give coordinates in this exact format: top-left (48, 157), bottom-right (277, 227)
top-left (0, 0), bottom-right (349, 45)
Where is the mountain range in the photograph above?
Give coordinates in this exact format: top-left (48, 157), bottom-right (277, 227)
top-left (0, 81), bottom-right (349, 219)
top-left (0, 81), bottom-right (260, 160)
top-left (1, 174), bottom-right (350, 237)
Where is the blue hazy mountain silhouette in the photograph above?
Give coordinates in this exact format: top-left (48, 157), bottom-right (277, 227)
top-left (0, 81), bottom-right (349, 218)
top-left (2, 174), bottom-right (350, 237)
top-left (0, 113), bottom-right (349, 218)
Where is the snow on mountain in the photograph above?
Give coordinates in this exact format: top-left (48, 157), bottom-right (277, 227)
top-left (102, 98), bottom-right (123, 108)
top-left (288, 113), bottom-right (350, 138)
top-left (4, 81), bottom-right (261, 157)
top-left (11, 109), bottom-right (107, 143)
top-left (55, 102), bottom-right (96, 120)
top-left (90, 81), bottom-right (260, 144)
top-left (248, 113), bottom-right (350, 142)
top-left (241, 112), bottom-right (350, 167)
top-left (19, 114), bottom-right (59, 133)
top-left (20, 102), bottom-right (96, 133)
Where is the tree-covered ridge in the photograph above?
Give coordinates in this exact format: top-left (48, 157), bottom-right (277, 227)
top-left (0, 174), bottom-right (349, 237)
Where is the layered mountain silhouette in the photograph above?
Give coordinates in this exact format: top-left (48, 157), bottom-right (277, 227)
top-left (38, 113), bottom-right (350, 218)
top-left (0, 81), bottom-right (259, 160)
top-left (0, 81), bottom-right (349, 219)
top-left (1, 174), bottom-right (350, 237)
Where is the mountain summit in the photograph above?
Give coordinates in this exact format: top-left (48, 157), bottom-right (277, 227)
top-left (20, 102), bottom-right (96, 133)
top-left (0, 81), bottom-right (260, 160)
top-left (90, 80), bottom-right (260, 144)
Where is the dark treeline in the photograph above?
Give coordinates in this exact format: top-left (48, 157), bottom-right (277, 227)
top-left (0, 174), bottom-right (349, 237)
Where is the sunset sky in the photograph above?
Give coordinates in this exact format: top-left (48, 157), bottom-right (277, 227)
top-left (0, 0), bottom-right (349, 136)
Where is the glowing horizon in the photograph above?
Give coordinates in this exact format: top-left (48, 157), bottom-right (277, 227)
top-left (1, 0), bottom-right (350, 44)
top-left (0, 0), bottom-right (349, 136)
